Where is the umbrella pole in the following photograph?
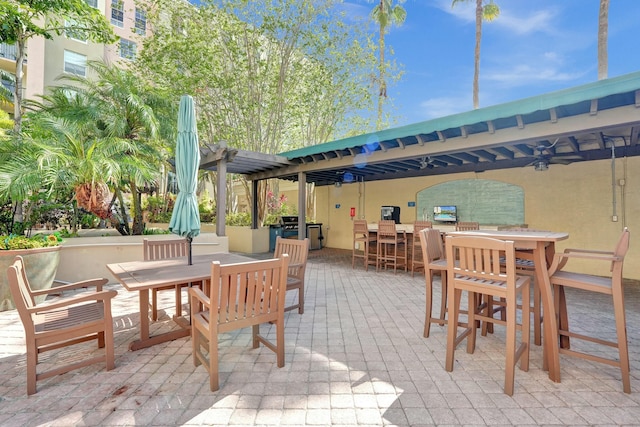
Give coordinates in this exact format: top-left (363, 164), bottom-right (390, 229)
top-left (187, 236), bottom-right (193, 265)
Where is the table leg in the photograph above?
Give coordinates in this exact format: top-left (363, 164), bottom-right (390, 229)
top-left (128, 288), bottom-right (190, 351)
top-left (533, 241), bottom-right (561, 382)
top-left (139, 289), bottom-right (150, 341)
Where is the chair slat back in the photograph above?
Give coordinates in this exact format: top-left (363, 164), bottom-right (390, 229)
top-left (420, 228), bottom-right (444, 263)
top-left (143, 238), bottom-right (188, 261)
top-left (211, 255), bottom-right (289, 330)
top-left (353, 219), bottom-right (369, 234)
top-left (378, 220), bottom-right (397, 239)
top-left (274, 237), bottom-right (309, 280)
top-left (6, 256), bottom-right (36, 329)
top-left (446, 236), bottom-right (515, 285)
top-left (455, 221), bottom-right (480, 231)
top-left (413, 221), bottom-right (433, 243)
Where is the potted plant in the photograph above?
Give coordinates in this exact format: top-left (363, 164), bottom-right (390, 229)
top-left (0, 233), bottom-right (62, 311)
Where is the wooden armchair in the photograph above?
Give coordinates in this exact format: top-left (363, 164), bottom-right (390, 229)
top-left (274, 237), bottom-right (309, 313)
top-left (6, 256), bottom-right (117, 395)
top-left (549, 227), bottom-right (631, 393)
top-left (143, 238), bottom-right (191, 321)
top-left (189, 255), bottom-right (289, 391)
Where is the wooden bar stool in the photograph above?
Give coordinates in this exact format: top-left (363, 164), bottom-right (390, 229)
top-left (376, 220), bottom-right (407, 273)
top-left (444, 235), bottom-right (530, 396)
top-left (410, 220), bottom-right (432, 276)
top-left (455, 221), bottom-right (479, 231)
top-left (549, 227), bottom-right (631, 393)
top-left (352, 219), bottom-right (377, 270)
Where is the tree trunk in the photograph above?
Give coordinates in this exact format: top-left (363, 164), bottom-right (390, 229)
top-left (129, 181), bottom-right (145, 235)
top-left (473, 0), bottom-right (482, 109)
top-left (597, 0), bottom-right (609, 80)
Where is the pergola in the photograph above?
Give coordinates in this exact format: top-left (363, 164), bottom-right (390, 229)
top-left (201, 71), bottom-right (640, 237)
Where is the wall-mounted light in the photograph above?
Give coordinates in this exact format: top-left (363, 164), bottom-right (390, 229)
top-left (334, 181), bottom-right (342, 188)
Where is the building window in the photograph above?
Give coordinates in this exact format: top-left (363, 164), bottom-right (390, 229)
top-left (64, 50), bottom-right (87, 76)
top-left (111, 0), bottom-right (124, 28)
top-left (135, 8), bottom-right (147, 36)
top-left (119, 39), bottom-right (137, 60)
top-left (86, 0), bottom-right (98, 8)
top-left (65, 19), bottom-right (88, 42)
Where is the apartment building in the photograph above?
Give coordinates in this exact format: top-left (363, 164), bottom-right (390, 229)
top-left (0, 0), bottom-right (149, 116)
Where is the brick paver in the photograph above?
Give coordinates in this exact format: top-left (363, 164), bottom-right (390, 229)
top-left (1, 248), bottom-right (639, 426)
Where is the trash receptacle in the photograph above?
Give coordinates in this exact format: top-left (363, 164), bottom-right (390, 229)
top-left (306, 224), bottom-right (322, 250)
top-left (269, 224), bottom-right (282, 252)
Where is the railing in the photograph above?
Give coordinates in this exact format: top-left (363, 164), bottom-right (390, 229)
top-left (0, 43), bottom-right (17, 61)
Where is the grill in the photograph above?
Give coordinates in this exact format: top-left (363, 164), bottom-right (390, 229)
top-left (278, 216), bottom-right (324, 250)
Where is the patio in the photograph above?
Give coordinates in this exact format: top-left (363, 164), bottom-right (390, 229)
top-left (1, 247), bottom-right (639, 426)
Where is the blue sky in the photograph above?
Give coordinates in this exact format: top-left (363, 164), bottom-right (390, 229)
top-left (342, 0), bottom-right (640, 127)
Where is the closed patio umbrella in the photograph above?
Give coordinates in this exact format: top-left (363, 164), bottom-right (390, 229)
top-left (169, 95), bottom-right (201, 265)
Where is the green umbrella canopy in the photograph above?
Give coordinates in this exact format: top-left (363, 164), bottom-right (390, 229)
top-left (169, 95), bottom-right (201, 263)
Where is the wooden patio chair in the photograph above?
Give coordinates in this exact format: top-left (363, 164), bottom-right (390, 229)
top-left (410, 220), bottom-right (433, 276)
top-left (376, 220), bottom-right (407, 273)
top-left (143, 238), bottom-right (192, 321)
top-left (444, 235), bottom-right (530, 396)
top-left (352, 219), bottom-right (377, 271)
top-left (455, 221), bottom-right (480, 231)
top-left (189, 255), bottom-right (290, 391)
top-left (6, 256), bottom-right (117, 395)
top-left (274, 236), bottom-right (309, 313)
top-left (549, 227), bottom-right (631, 393)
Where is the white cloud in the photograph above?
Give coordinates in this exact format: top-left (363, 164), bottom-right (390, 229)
top-left (434, 0), bottom-right (559, 36)
top-left (487, 65), bottom-right (585, 85)
top-left (418, 96), bottom-right (470, 120)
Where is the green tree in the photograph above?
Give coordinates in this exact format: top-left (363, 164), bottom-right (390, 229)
top-left (0, 62), bottom-right (171, 235)
top-left (0, 0), bottom-right (117, 136)
top-left (452, 0), bottom-right (499, 109)
top-left (138, 0), bottom-right (376, 224)
top-left (0, 110), bottom-right (12, 136)
top-left (370, 0), bottom-right (406, 130)
top-left (598, 0), bottom-right (609, 80)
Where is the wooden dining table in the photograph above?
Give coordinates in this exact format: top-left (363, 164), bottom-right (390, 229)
top-left (447, 229), bottom-right (569, 383)
top-left (107, 252), bottom-right (254, 351)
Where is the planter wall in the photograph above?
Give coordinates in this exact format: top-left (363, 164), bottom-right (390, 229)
top-left (226, 226), bottom-right (269, 253)
top-left (56, 233), bottom-right (228, 284)
top-left (0, 246), bottom-right (61, 311)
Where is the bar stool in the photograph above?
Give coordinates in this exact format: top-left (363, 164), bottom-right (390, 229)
top-left (455, 221), bottom-right (479, 231)
top-left (352, 219), bottom-right (376, 270)
top-left (411, 220), bottom-right (433, 276)
top-left (376, 220), bottom-right (407, 273)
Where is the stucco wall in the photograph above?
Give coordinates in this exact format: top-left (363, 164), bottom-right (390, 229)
top-left (315, 156), bottom-right (639, 280)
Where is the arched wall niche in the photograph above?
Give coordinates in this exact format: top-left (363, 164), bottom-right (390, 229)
top-left (416, 179), bottom-right (525, 226)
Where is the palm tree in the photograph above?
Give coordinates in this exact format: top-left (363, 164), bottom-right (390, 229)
top-left (452, 0), bottom-right (499, 109)
top-left (371, 0), bottom-right (406, 129)
top-left (0, 62), bottom-right (171, 235)
top-left (598, 0), bottom-right (609, 80)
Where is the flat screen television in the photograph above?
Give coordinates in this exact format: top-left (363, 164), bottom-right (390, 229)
top-left (433, 205), bottom-right (457, 222)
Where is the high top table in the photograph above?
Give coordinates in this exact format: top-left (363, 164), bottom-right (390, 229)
top-left (107, 252), bottom-right (254, 350)
top-left (447, 229), bottom-right (569, 383)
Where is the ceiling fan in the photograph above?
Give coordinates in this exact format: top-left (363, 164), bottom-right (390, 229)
top-left (526, 139), bottom-right (583, 171)
top-left (419, 156), bottom-right (434, 169)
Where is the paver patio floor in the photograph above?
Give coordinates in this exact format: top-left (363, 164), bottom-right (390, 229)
top-left (1, 247), bottom-right (639, 426)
